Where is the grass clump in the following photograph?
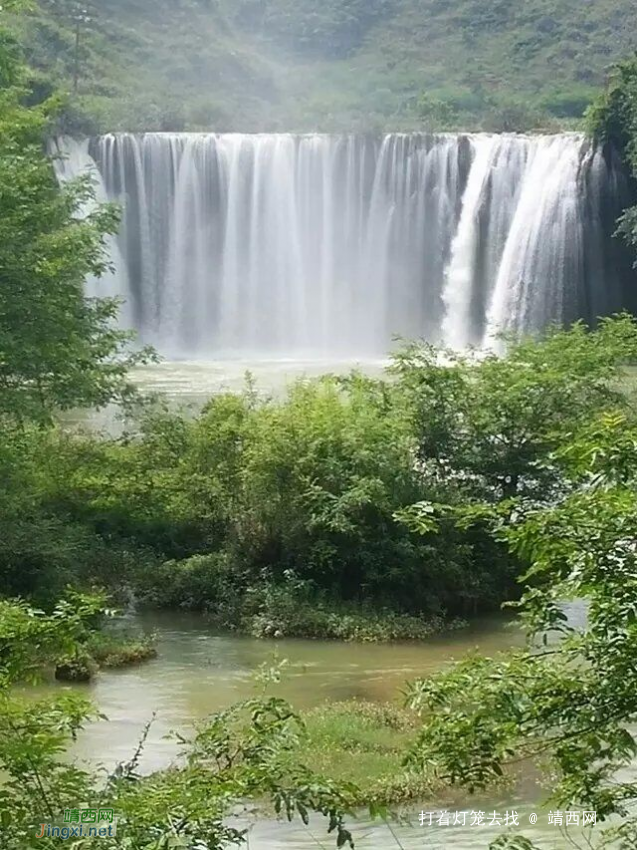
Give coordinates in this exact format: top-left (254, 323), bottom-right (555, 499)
top-left (288, 700), bottom-right (436, 806)
top-left (85, 630), bottom-right (157, 669)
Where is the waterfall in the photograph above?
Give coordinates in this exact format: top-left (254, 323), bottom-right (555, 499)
top-left (486, 135), bottom-right (590, 344)
top-left (442, 135), bottom-right (501, 349)
top-left (50, 137), bottom-right (132, 330)
top-left (54, 132), bottom-right (635, 358)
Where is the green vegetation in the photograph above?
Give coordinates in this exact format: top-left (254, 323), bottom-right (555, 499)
top-left (6, 318), bottom-right (637, 641)
top-left (588, 56), bottom-right (637, 261)
top-left (289, 700), bottom-right (435, 806)
top-left (8, 0), bottom-right (635, 132)
top-left (0, 597), bottom-right (357, 849)
top-left (399, 414), bottom-right (637, 848)
top-left (0, 13), bottom-right (148, 425)
top-left (244, 585), bottom-right (467, 642)
top-left (84, 629), bottom-right (157, 668)
top-left (54, 651), bottom-right (96, 681)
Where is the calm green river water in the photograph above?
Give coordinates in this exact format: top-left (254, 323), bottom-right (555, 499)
top-left (63, 611), bottom-right (522, 772)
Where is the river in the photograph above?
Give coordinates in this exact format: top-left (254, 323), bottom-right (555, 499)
top-left (60, 611), bottom-right (521, 772)
top-left (40, 611), bottom-right (602, 849)
top-left (68, 358), bottom-right (388, 434)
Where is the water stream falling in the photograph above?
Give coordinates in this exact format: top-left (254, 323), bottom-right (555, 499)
top-left (54, 133), bottom-right (635, 358)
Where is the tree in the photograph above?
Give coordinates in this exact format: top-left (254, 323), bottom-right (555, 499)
top-left (391, 315), bottom-right (637, 502)
top-left (40, 0), bottom-right (96, 93)
top-left (0, 17), bottom-right (149, 425)
top-left (587, 56), bottom-right (637, 262)
top-left (399, 408), bottom-right (637, 848)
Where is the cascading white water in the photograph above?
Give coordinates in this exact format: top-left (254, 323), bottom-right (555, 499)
top-left (486, 135), bottom-right (591, 344)
top-left (442, 135), bottom-right (500, 349)
top-left (50, 138), bottom-right (133, 329)
top-left (55, 132), bottom-right (634, 358)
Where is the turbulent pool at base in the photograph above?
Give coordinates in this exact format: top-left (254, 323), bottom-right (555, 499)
top-left (54, 132), bottom-right (635, 359)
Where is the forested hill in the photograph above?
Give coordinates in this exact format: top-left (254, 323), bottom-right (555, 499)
top-left (12, 0), bottom-right (637, 133)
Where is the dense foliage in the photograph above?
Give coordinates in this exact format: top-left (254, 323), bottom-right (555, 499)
top-left (4, 317), bottom-right (637, 642)
top-left (236, 0), bottom-right (393, 59)
top-left (589, 56), bottom-right (637, 261)
top-left (400, 409), bottom-right (637, 848)
top-left (6, 0), bottom-right (632, 132)
top-left (0, 16), bottom-right (151, 614)
top-left (0, 12), bottom-right (147, 425)
top-left (1, 373), bottom-right (514, 621)
top-left (0, 8), bottom-right (147, 614)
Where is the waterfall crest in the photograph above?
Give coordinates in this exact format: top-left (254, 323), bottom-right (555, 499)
top-left (55, 132), bottom-right (635, 357)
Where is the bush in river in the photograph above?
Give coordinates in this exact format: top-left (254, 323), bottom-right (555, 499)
top-left (54, 651), bottom-right (96, 683)
top-left (85, 630), bottom-right (158, 668)
top-left (243, 578), bottom-right (468, 641)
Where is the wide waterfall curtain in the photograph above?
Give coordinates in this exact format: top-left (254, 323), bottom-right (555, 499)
top-left (55, 133), bottom-right (635, 358)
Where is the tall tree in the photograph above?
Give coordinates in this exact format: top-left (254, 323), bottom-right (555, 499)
top-left (0, 8), bottom-right (148, 425)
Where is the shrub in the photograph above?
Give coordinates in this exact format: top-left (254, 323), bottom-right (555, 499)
top-left (54, 651), bottom-right (96, 682)
top-left (85, 630), bottom-right (157, 668)
top-left (243, 577), bottom-right (467, 642)
top-left (138, 553), bottom-right (247, 618)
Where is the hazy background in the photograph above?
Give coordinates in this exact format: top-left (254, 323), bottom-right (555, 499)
top-left (12, 0), bottom-right (635, 134)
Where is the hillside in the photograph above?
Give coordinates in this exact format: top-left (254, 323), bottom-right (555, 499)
top-left (10, 0), bottom-right (637, 133)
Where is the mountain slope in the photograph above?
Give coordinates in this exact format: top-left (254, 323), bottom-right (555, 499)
top-left (10, 0), bottom-right (637, 133)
